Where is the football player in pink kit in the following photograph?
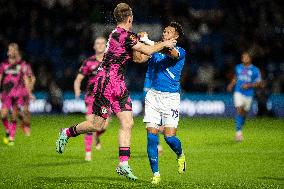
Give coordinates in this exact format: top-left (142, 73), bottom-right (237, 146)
top-left (74, 37), bottom-right (109, 161)
top-left (18, 59), bottom-right (36, 136)
top-left (0, 43), bottom-right (32, 145)
top-left (56, 3), bottom-right (177, 180)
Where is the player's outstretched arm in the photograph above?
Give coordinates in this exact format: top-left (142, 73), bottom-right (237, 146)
top-left (241, 81), bottom-right (263, 90)
top-left (227, 76), bottom-right (236, 92)
top-left (132, 39), bottom-right (176, 56)
top-left (24, 75), bottom-right (33, 99)
top-left (133, 50), bottom-right (150, 63)
top-left (74, 74), bottom-right (85, 99)
top-left (29, 74), bottom-right (36, 91)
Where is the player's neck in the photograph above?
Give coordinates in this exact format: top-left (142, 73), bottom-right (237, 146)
top-left (117, 23), bottom-right (131, 31)
top-left (243, 63), bottom-right (251, 67)
top-left (8, 57), bottom-right (16, 64)
top-left (95, 53), bottom-right (104, 62)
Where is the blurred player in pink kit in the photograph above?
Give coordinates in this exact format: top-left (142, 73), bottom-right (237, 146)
top-left (0, 43), bottom-right (33, 145)
top-left (74, 37), bottom-right (109, 161)
top-left (56, 3), bottom-right (176, 180)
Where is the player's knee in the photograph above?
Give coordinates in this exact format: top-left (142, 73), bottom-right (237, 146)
top-left (121, 118), bottom-right (134, 130)
top-left (163, 127), bottom-right (177, 137)
top-left (1, 112), bottom-right (8, 119)
top-left (23, 109), bottom-right (30, 116)
top-left (90, 116), bottom-right (106, 132)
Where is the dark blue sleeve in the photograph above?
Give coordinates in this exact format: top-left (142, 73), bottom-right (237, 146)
top-left (176, 47), bottom-right (186, 60)
top-left (253, 68), bottom-right (262, 82)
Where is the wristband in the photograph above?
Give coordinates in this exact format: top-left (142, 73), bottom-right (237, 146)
top-left (140, 35), bottom-right (155, 46)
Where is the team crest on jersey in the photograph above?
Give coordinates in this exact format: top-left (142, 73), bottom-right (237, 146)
top-left (247, 70), bottom-right (252, 76)
top-left (101, 106), bottom-right (108, 114)
top-left (129, 34), bottom-right (136, 41)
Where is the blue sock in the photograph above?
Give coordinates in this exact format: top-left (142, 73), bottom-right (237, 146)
top-left (235, 114), bottom-right (245, 131)
top-left (147, 133), bottom-right (159, 174)
top-left (164, 136), bottom-right (183, 157)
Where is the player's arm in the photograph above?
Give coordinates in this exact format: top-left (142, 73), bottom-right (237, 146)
top-left (227, 75), bottom-right (236, 92)
top-left (241, 69), bottom-right (263, 89)
top-left (241, 80), bottom-right (263, 89)
top-left (132, 39), bottom-right (176, 57)
top-left (29, 74), bottom-right (36, 91)
top-left (74, 73), bottom-right (85, 99)
top-left (133, 50), bottom-right (150, 63)
top-left (24, 75), bottom-right (33, 99)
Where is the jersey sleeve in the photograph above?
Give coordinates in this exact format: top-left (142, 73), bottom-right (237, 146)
top-left (25, 63), bottom-right (33, 77)
top-left (176, 47), bottom-right (186, 60)
top-left (253, 68), bottom-right (262, 82)
top-left (78, 60), bottom-right (89, 76)
top-left (125, 32), bottom-right (139, 49)
top-left (0, 63), bottom-right (3, 75)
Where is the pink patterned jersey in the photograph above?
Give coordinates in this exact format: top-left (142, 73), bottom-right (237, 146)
top-left (91, 27), bottom-right (139, 118)
top-left (78, 55), bottom-right (102, 95)
top-left (101, 26), bottom-right (139, 80)
top-left (0, 59), bottom-right (28, 97)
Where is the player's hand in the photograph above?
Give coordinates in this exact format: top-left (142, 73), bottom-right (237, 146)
top-left (138, 32), bottom-right (148, 38)
top-left (227, 84), bottom-right (234, 92)
top-left (241, 83), bottom-right (250, 90)
top-left (29, 93), bottom-right (36, 101)
top-left (163, 38), bottom-right (177, 48)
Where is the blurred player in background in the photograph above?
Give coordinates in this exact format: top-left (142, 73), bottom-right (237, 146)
top-left (0, 43), bottom-right (33, 145)
top-left (134, 22), bottom-right (186, 184)
top-left (18, 54), bottom-right (36, 137)
top-left (56, 3), bottom-right (176, 181)
top-left (227, 51), bottom-right (262, 141)
top-left (74, 37), bottom-right (109, 161)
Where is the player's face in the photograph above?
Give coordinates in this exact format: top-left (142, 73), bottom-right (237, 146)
top-left (241, 53), bottom-right (251, 65)
top-left (127, 14), bottom-right (133, 30)
top-left (94, 38), bottom-right (107, 54)
top-left (7, 46), bottom-right (19, 59)
top-left (162, 26), bottom-right (178, 41)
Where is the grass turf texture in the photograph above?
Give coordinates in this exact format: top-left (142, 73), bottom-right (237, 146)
top-left (0, 115), bottom-right (283, 188)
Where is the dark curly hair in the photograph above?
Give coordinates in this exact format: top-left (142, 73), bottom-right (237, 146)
top-left (169, 21), bottom-right (184, 37)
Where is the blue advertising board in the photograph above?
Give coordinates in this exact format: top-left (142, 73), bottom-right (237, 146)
top-left (1, 92), bottom-right (283, 117)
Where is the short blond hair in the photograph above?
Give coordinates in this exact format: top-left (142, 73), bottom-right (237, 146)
top-left (8, 42), bottom-right (19, 50)
top-left (113, 3), bottom-right (132, 23)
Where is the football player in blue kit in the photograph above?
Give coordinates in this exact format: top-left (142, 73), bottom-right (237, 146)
top-left (134, 22), bottom-right (186, 184)
top-left (227, 51), bottom-right (262, 141)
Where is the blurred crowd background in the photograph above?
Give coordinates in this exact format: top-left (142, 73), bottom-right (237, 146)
top-left (0, 0), bottom-right (284, 96)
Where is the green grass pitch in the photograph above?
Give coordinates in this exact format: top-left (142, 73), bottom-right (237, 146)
top-left (0, 115), bottom-right (283, 188)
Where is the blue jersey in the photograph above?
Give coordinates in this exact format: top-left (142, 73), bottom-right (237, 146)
top-left (144, 46), bottom-right (186, 93)
top-left (234, 63), bottom-right (261, 97)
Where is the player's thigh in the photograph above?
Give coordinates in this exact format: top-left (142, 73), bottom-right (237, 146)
top-left (233, 92), bottom-right (245, 109)
top-left (11, 106), bottom-right (19, 119)
top-left (143, 90), bottom-right (161, 126)
top-left (116, 111), bottom-right (134, 129)
top-left (161, 93), bottom-right (180, 128)
top-left (1, 94), bottom-right (12, 112)
top-left (111, 87), bottom-right (132, 114)
top-left (146, 122), bottom-right (159, 132)
top-left (146, 124), bottom-right (159, 135)
top-left (1, 107), bottom-right (9, 117)
top-left (243, 97), bottom-right (253, 112)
